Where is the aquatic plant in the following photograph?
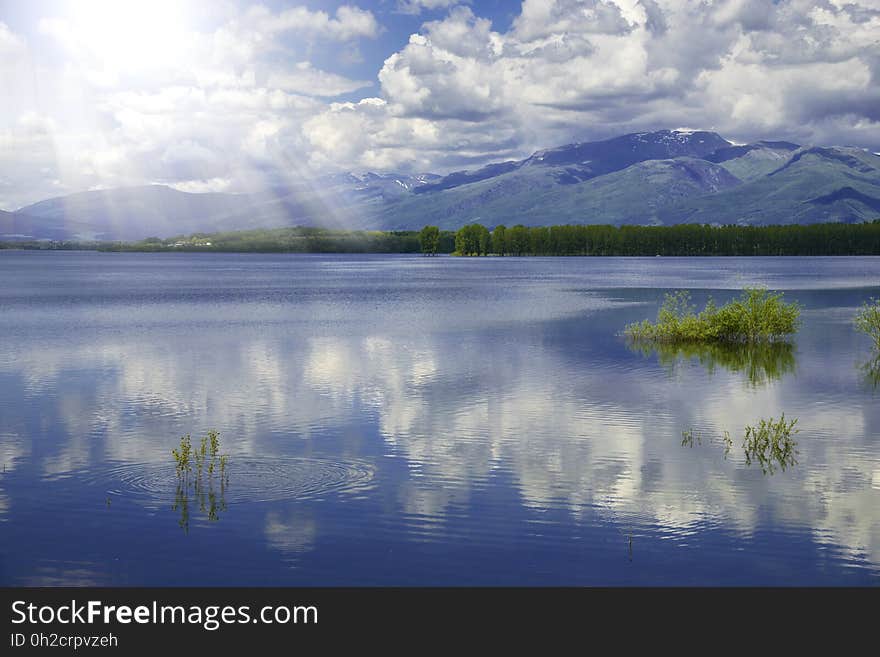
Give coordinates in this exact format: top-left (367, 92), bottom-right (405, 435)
top-left (680, 427), bottom-right (732, 457)
top-left (722, 430), bottom-right (733, 459)
top-left (681, 429), bottom-right (702, 447)
top-left (625, 288), bottom-right (801, 343)
top-left (171, 430), bottom-right (229, 531)
top-left (854, 298), bottom-right (880, 350)
top-left (742, 414), bottom-right (799, 475)
top-left (680, 419), bottom-right (797, 475)
top-left (172, 434), bottom-right (194, 480)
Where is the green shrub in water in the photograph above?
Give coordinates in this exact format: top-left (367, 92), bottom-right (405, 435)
top-left (625, 288), bottom-right (800, 343)
top-left (855, 298), bottom-right (880, 350)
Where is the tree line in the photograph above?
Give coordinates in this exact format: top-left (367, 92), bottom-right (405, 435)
top-left (4, 220), bottom-right (880, 255)
top-left (0, 227), bottom-right (457, 254)
top-left (433, 220), bottom-right (880, 256)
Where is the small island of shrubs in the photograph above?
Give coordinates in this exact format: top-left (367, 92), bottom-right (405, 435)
top-left (625, 288), bottom-right (801, 343)
top-left (855, 298), bottom-right (880, 350)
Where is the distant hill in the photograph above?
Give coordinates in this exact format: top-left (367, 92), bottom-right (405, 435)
top-left (0, 208), bottom-right (84, 240)
top-left (9, 173), bottom-right (443, 240)
top-left (16, 186), bottom-right (263, 241)
top-left (4, 129), bottom-right (879, 240)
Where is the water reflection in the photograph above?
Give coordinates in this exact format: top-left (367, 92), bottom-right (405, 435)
top-left (264, 511), bottom-right (318, 556)
top-left (1, 254), bottom-right (879, 583)
top-left (3, 323), bottom-right (880, 573)
top-left (173, 478), bottom-right (227, 532)
top-left (172, 472), bottom-right (229, 531)
top-left (860, 353), bottom-right (880, 392)
top-left (629, 339), bottom-right (797, 387)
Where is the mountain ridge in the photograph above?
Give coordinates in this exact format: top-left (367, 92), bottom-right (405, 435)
top-left (5, 129), bottom-right (880, 241)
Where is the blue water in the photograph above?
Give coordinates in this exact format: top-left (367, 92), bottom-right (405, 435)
top-left (0, 252), bottom-right (878, 585)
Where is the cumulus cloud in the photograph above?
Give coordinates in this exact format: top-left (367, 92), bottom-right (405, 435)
top-left (240, 4), bottom-right (380, 41)
top-left (1, 1), bottom-right (879, 208)
top-left (267, 62), bottom-right (372, 97)
top-left (512, 0), bottom-right (635, 40)
top-left (303, 0), bottom-right (880, 174)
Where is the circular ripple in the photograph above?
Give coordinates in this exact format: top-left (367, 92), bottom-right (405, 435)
top-left (89, 457), bottom-right (374, 504)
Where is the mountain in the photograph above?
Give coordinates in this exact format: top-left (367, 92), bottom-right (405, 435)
top-left (5, 129), bottom-right (880, 240)
top-left (15, 185), bottom-right (263, 240)
top-left (704, 140), bottom-right (800, 181)
top-left (10, 173), bottom-right (441, 240)
top-left (372, 154), bottom-right (743, 229)
top-left (0, 208), bottom-right (86, 240)
top-left (413, 129), bottom-right (731, 194)
top-left (370, 131), bottom-right (879, 229)
top-left (659, 146), bottom-right (880, 225)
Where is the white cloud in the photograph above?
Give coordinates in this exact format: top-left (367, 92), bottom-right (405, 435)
top-left (241, 4), bottom-right (380, 41)
top-left (303, 0), bottom-right (880, 174)
top-left (267, 62), bottom-right (372, 97)
top-left (512, 0), bottom-right (634, 40)
top-left (0, 21), bottom-right (24, 54)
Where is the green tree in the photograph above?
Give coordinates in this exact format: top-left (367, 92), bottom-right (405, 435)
top-left (492, 225), bottom-right (507, 255)
top-left (455, 223), bottom-right (489, 255)
top-left (454, 226), bottom-right (471, 255)
top-left (507, 224), bottom-right (529, 256)
top-left (478, 224), bottom-right (491, 255)
top-left (419, 225), bottom-right (440, 255)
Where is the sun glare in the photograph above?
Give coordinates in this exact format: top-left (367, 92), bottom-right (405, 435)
top-left (61, 0), bottom-right (193, 72)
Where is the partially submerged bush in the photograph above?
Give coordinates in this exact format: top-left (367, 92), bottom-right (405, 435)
top-left (854, 298), bottom-right (880, 350)
top-left (625, 288), bottom-right (800, 343)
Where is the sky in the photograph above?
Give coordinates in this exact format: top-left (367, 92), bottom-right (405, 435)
top-left (0, 0), bottom-right (878, 209)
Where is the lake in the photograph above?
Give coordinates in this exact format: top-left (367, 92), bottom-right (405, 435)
top-left (1, 251), bottom-right (878, 585)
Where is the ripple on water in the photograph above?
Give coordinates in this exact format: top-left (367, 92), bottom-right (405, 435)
top-left (79, 457), bottom-right (375, 504)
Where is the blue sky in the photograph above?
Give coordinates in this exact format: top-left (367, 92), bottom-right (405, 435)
top-left (1, 0), bottom-right (878, 209)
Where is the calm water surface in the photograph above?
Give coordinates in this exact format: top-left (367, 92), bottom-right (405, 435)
top-left (1, 252), bottom-right (878, 585)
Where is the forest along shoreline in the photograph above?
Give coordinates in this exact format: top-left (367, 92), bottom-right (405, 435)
top-left (3, 220), bottom-right (880, 256)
